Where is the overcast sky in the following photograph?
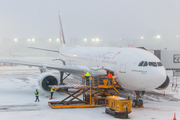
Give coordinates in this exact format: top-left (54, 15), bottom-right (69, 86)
top-left (0, 0), bottom-right (180, 49)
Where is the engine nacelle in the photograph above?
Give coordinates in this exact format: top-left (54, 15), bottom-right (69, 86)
top-left (156, 75), bottom-right (170, 90)
top-left (38, 72), bottom-right (59, 91)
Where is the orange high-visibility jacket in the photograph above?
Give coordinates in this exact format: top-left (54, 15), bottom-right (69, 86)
top-left (107, 72), bottom-right (113, 78)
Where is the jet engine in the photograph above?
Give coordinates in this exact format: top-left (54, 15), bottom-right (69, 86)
top-left (156, 75), bottom-right (170, 90)
top-left (38, 72), bottom-right (58, 91)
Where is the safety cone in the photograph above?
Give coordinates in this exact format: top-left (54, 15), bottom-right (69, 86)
top-left (173, 112), bottom-right (176, 120)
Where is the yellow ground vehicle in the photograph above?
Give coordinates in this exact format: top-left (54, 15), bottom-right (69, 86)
top-left (105, 96), bottom-right (131, 118)
top-left (48, 76), bottom-right (121, 109)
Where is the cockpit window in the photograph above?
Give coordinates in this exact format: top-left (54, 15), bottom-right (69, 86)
top-left (143, 61), bottom-right (148, 66)
top-left (157, 62), bottom-right (163, 66)
top-left (139, 61), bottom-right (162, 67)
top-left (138, 61), bottom-right (144, 66)
top-left (148, 62), bottom-right (157, 67)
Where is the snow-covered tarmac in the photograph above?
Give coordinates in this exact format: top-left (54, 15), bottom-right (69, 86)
top-left (0, 66), bottom-right (180, 120)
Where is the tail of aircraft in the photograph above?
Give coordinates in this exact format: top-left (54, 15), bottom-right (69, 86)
top-left (58, 11), bottom-right (66, 45)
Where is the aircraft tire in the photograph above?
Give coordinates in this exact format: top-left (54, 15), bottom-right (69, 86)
top-left (132, 100), bottom-right (138, 107)
top-left (138, 99), bottom-right (143, 107)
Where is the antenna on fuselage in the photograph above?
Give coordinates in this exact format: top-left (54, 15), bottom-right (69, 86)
top-left (58, 11), bottom-right (66, 44)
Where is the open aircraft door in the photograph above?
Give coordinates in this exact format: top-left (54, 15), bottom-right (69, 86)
top-left (119, 55), bottom-right (131, 73)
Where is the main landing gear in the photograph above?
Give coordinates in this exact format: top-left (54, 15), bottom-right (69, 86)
top-left (59, 71), bottom-right (71, 91)
top-left (132, 91), bottom-right (145, 108)
top-left (59, 71), bottom-right (71, 85)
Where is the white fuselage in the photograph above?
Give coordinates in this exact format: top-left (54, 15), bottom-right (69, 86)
top-left (59, 46), bottom-right (166, 91)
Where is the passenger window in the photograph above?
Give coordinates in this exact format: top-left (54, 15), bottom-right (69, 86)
top-left (157, 62), bottom-right (163, 66)
top-left (143, 61), bottom-right (148, 66)
top-left (138, 61), bottom-right (144, 66)
top-left (148, 62), bottom-right (157, 67)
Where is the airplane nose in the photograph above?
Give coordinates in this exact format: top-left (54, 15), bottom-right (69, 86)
top-left (151, 68), bottom-right (166, 88)
top-left (119, 66), bottom-right (167, 91)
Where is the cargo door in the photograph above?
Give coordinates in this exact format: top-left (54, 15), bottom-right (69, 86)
top-left (119, 55), bottom-right (130, 73)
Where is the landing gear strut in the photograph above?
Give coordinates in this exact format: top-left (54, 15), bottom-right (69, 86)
top-left (59, 71), bottom-right (71, 85)
top-left (59, 71), bottom-right (71, 92)
top-left (132, 91), bottom-right (145, 108)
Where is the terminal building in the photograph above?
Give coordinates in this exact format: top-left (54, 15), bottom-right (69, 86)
top-left (154, 50), bottom-right (180, 76)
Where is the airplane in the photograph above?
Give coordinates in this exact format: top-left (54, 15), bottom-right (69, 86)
top-left (0, 12), bottom-right (169, 107)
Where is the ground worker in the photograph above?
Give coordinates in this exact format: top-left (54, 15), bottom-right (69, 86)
top-left (35, 89), bottom-right (39, 102)
top-left (85, 72), bottom-right (91, 85)
top-left (107, 72), bottom-right (113, 78)
top-left (107, 72), bottom-right (113, 85)
top-left (50, 88), bottom-right (54, 99)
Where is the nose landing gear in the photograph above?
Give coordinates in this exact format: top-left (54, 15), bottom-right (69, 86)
top-left (132, 91), bottom-right (145, 108)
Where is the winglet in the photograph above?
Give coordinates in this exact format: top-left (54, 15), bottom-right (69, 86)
top-left (58, 11), bottom-right (66, 44)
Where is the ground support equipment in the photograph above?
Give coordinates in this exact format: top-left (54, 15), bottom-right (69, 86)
top-left (48, 76), bottom-right (121, 109)
top-left (105, 96), bottom-right (131, 118)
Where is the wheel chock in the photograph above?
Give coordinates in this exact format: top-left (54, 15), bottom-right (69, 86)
top-left (140, 106), bottom-right (144, 108)
top-left (134, 106), bottom-right (139, 108)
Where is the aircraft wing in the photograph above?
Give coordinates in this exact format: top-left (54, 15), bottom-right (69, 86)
top-left (0, 59), bottom-right (107, 76)
top-left (28, 47), bottom-right (59, 53)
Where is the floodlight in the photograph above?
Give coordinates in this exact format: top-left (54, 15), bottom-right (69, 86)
top-left (156, 35), bottom-right (161, 39)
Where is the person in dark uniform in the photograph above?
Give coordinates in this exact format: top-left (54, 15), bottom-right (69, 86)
top-left (35, 89), bottom-right (39, 102)
top-left (50, 88), bottom-right (54, 99)
top-left (85, 72), bottom-right (91, 85)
